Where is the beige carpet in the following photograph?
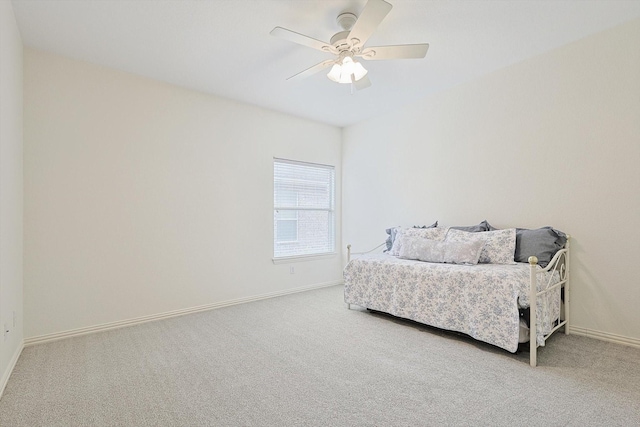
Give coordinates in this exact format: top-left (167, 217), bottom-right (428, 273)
top-left (1, 284), bottom-right (639, 426)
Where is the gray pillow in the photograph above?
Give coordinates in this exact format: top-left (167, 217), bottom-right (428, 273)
top-left (450, 220), bottom-right (492, 233)
top-left (485, 221), bottom-right (498, 231)
top-left (514, 227), bottom-right (567, 267)
top-left (385, 221), bottom-right (437, 251)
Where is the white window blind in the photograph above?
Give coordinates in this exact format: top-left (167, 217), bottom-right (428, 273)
top-left (274, 158), bottom-right (335, 258)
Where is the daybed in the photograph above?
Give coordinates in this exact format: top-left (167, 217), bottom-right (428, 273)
top-left (343, 223), bottom-right (570, 366)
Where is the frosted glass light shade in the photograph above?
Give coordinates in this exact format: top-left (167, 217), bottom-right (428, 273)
top-left (351, 62), bottom-right (368, 81)
top-left (327, 64), bottom-right (342, 82)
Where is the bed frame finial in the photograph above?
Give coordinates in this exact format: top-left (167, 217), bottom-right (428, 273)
top-left (528, 256), bottom-right (538, 265)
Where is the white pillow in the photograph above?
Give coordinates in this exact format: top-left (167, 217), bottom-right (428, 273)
top-left (445, 228), bottom-right (516, 264)
top-left (398, 236), bottom-right (484, 265)
top-left (389, 227), bottom-right (448, 256)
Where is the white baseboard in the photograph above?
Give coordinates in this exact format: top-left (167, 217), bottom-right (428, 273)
top-left (569, 326), bottom-right (640, 349)
top-left (0, 340), bottom-right (24, 400)
top-left (24, 280), bottom-right (343, 347)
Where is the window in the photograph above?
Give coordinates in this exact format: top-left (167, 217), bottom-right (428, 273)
top-left (274, 158), bottom-right (335, 259)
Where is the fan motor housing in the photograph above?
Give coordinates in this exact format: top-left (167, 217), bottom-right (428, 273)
top-left (330, 30), bottom-right (351, 49)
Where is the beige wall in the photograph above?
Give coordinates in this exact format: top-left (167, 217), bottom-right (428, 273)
top-left (24, 49), bottom-right (343, 339)
top-left (0, 0), bottom-right (24, 391)
top-left (343, 19), bottom-right (640, 343)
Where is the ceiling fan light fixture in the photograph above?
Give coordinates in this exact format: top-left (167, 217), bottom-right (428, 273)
top-left (327, 56), bottom-right (368, 84)
top-left (272, 0), bottom-right (429, 90)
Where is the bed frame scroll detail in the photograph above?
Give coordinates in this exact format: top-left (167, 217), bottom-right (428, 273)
top-left (528, 235), bottom-right (571, 367)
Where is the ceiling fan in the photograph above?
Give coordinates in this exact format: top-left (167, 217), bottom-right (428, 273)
top-left (270, 0), bottom-right (429, 91)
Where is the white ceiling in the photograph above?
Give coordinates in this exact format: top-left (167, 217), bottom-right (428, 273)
top-left (11, 0), bottom-right (640, 127)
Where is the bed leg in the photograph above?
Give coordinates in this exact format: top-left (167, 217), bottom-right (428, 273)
top-left (346, 303), bottom-right (351, 310)
top-left (529, 256), bottom-right (538, 367)
top-left (564, 236), bottom-right (571, 335)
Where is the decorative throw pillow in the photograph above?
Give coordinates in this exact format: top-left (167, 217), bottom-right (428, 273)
top-left (398, 236), bottom-right (484, 265)
top-left (514, 227), bottom-right (567, 267)
top-left (385, 221), bottom-right (437, 252)
top-left (445, 228), bottom-right (516, 264)
top-left (385, 227), bottom-right (401, 252)
top-left (390, 226), bottom-right (448, 256)
top-left (450, 220), bottom-right (493, 233)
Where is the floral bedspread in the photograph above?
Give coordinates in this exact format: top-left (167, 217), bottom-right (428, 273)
top-left (343, 254), bottom-right (560, 353)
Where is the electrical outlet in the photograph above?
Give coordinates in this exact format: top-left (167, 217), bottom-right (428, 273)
top-left (289, 266), bottom-right (295, 274)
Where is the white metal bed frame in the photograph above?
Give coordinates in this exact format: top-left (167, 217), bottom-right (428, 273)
top-left (345, 236), bottom-right (571, 367)
top-left (528, 236), bottom-right (570, 366)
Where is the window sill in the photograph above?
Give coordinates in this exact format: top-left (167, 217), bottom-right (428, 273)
top-left (272, 252), bottom-right (337, 264)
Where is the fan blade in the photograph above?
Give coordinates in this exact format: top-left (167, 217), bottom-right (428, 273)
top-left (287, 60), bottom-right (335, 81)
top-left (353, 74), bottom-right (372, 91)
top-left (359, 44), bottom-right (429, 60)
top-left (347, 0), bottom-right (393, 49)
top-left (270, 27), bottom-right (333, 53)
